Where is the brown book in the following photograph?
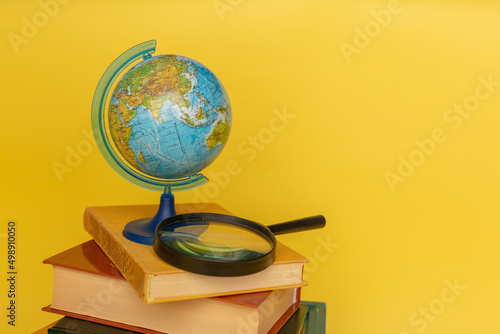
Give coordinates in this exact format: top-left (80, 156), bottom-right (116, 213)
top-left (43, 240), bottom-right (300, 334)
top-left (83, 203), bottom-right (308, 304)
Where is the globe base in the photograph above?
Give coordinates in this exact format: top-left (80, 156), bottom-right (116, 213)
top-left (122, 192), bottom-right (176, 245)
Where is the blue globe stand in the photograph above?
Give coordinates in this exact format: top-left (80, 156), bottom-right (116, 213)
top-left (122, 189), bottom-right (177, 245)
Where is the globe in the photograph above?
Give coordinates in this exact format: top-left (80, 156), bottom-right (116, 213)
top-left (91, 40), bottom-right (232, 245)
top-left (109, 54), bottom-right (231, 181)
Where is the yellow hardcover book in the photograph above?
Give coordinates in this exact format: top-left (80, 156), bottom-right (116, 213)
top-left (83, 203), bottom-right (308, 304)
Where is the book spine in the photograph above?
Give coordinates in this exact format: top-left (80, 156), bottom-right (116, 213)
top-left (83, 208), bottom-right (149, 302)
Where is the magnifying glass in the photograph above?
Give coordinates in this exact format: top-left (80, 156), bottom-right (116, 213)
top-left (153, 213), bottom-right (326, 277)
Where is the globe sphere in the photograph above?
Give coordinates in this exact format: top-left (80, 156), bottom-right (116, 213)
top-left (107, 54), bottom-right (231, 181)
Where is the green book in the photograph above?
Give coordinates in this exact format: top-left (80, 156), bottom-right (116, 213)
top-left (277, 306), bottom-right (308, 334)
top-left (300, 301), bottom-right (327, 334)
top-left (277, 301), bottom-right (326, 334)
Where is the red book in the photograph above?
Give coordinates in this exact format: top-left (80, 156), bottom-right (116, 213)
top-left (43, 240), bottom-right (300, 334)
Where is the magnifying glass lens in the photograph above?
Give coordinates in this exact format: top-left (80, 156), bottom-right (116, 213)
top-left (157, 220), bottom-right (274, 262)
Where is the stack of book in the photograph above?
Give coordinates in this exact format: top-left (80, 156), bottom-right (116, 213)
top-left (35, 203), bottom-right (326, 334)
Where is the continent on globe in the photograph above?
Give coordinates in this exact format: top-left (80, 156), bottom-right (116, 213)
top-left (206, 110), bottom-right (230, 150)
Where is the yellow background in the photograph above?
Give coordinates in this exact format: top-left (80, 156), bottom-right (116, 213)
top-left (1, 0), bottom-right (500, 333)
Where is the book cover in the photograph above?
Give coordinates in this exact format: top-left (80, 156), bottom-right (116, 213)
top-left (300, 302), bottom-right (327, 334)
top-left (83, 203), bottom-right (308, 303)
top-left (43, 240), bottom-right (301, 334)
top-left (276, 305), bottom-right (308, 334)
top-left (275, 302), bottom-right (327, 334)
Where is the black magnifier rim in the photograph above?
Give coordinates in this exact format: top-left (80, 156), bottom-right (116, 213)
top-left (153, 213), bottom-right (277, 277)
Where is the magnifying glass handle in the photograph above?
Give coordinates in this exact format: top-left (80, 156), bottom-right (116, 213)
top-left (267, 215), bottom-right (326, 235)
